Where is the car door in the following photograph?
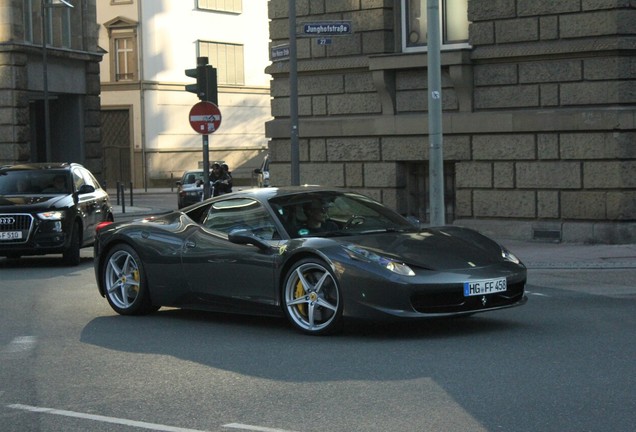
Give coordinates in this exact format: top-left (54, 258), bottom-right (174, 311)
top-left (181, 198), bottom-right (282, 313)
top-left (71, 167), bottom-right (99, 244)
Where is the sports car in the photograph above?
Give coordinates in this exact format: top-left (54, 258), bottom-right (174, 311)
top-left (94, 186), bottom-right (527, 335)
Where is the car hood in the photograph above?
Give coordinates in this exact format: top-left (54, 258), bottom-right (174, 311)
top-left (0, 194), bottom-right (70, 211)
top-left (333, 227), bottom-right (515, 270)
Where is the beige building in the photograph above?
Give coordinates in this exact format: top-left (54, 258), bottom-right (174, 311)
top-left (97, 0), bottom-right (272, 189)
top-left (0, 0), bottom-right (102, 173)
top-left (265, 0), bottom-right (636, 243)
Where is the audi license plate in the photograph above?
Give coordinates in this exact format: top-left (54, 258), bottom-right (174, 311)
top-left (0, 231), bottom-right (22, 240)
top-left (464, 277), bottom-right (507, 296)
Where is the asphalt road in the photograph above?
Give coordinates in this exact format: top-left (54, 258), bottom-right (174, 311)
top-left (1, 252), bottom-right (635, 432)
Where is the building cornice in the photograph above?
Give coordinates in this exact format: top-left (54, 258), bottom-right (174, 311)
top-left (0, 42), bottom-right (104, 61)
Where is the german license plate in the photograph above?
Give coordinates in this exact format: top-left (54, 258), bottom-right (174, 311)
top-left (0, 231), bottom-right (22, 240)
top-left (463, 277), bottom-right (507, 296)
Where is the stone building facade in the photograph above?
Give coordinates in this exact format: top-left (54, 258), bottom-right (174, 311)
top-left (0, 0), bottom-right (102, 175)
top-left (265, 0), bottom-right (636, 244)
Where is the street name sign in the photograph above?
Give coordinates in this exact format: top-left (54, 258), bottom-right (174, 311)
top-left (302, 21), bottom-right (352, 36)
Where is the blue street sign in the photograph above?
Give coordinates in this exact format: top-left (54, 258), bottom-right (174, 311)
top-left (270, 44), bottom-right (290, 61)
top-left (303, 21), bottom-right (352, 36)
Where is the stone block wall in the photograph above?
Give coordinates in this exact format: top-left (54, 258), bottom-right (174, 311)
top-left (265, 0), bottom-right (636, 243)
top-left (0, 0), bottom-right (102, 172)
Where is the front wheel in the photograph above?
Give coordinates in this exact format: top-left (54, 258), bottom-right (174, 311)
top-left (283, 259), bottom-right (343, 335)
top-left (102, 244), bottom-right (158, 315)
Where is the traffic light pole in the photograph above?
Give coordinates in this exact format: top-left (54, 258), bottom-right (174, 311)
top-left (185, 56), bottom-right (219, 199)
top-left (202, 135), bottom-right (210, 199)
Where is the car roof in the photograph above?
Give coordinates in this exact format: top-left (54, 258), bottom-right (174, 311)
top-left (230, 185), bottom-right (347, 201)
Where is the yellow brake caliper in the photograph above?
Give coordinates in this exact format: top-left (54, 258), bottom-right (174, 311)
top-left (131, 269), bottom-right (140, 294)
top-left (294, 279), bottom-right (307, 317)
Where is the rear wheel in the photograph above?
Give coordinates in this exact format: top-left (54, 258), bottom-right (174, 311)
top-left (62, 222), bottom-right (81, 266)
top-left (102, 244), bottom-right (158, 315)
top-left (283, 258), bottom-right (343, 335)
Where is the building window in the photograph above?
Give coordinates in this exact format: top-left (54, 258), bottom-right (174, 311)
top-left (23, 0), bottom-right (72, 47)
top-left (114, 35), bottom-right (136, 81)
top-left (105, 17), bottom-right (139, 82)
top-left (197, 0), bottom-right (242, 13)
top-left (23, 0), bottom-right (34, 43)
top-left (198, 41), bottom-right (245, 86)
top-left (402, 0), bottom-right (469, 52)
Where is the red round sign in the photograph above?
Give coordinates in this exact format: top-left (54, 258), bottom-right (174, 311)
top-left (188, 101), bottom-right (222, 134)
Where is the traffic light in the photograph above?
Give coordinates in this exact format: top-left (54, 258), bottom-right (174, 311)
top-left (185, 57), bottom-right (218, 105)
top-left (203, 65), bottom-right (218, 105)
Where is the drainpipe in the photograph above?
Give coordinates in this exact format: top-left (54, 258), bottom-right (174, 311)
top-left (138, 0), bottom-right (148, 191)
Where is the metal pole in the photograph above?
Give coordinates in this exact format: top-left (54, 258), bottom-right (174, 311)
top-left (427, 0), bottom-right (445, 226)
top-left (202, 134), bottom-right (211, 199)
top-left (120, 183), bottom-right (126, 214)
top-left (41, 0), bottom-right (51, 162)
top-left (289, 0), bottom-right (300, 185)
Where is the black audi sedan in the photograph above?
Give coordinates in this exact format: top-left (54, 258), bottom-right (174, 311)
top-left (0, 163), bottom-right (113, 265)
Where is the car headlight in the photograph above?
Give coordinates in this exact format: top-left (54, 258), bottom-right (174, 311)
top-left (343, 244), bottom-right (415, 276)
top-left (37, 211), bottom-right (64, 221)
top-left (501, 248), bottom-right (521, 264)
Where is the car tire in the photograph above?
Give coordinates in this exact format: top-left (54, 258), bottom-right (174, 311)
top-left (282, 258), bottom-right (343, 335)
top-left (102, 244), bottom-right (159, 315)
top-left (62, 222), bottom-right (81, 266)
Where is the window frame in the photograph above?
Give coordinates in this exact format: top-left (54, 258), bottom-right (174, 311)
top-left (197, 40), bottom-right (245, 86)
top-left (108, 28), bottom-right (138, 82)
top-left (401, 0), bottom-right (471, 53)
top-left (196, 0), bottom-right (242, 14)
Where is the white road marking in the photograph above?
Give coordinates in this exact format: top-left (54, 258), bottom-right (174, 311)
top-left (223, 424), bottom-right (299, 432)
top-left (1, 336), bottom-right (37, 357)
top-left (4, 336), bottom-right (37, 352)
top-left (7, 404), bottom-right (210, 432)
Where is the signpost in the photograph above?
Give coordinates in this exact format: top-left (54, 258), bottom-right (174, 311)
top-left (285, 18), bottom-right (354, 184)
top-left (189, 101), bottom-right (222, 134)
top-left (188, 101), bottom-right (222, 199)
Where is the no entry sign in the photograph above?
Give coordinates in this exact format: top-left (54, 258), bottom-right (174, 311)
top-left (189, 101), bottom-right (222, 134)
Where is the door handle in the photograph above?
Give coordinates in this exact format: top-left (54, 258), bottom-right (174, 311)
top-left (185, 241), bottom-right (196, 248)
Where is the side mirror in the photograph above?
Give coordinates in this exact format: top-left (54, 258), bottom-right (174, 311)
top-left (253, 168), bottom-right (262, 174)
top-left (228, 229), bottom-right (271, 251)
top-left (77, 184), bottom-right (96, 194)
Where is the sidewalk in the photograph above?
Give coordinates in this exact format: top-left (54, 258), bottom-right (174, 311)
top-left (109, 188), bottom-right (636, 271)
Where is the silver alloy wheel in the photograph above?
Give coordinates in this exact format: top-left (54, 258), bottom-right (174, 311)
top-left (105, 249), bottom-right (141, 310)
top-left (284, 261), bottom-right (340, 333)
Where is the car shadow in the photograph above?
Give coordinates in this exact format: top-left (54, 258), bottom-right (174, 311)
top-left (80, 307), bottom-right (529, 383)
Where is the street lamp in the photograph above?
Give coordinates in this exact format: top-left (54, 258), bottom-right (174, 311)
top-left (41, 0), bottom-right (74, 162)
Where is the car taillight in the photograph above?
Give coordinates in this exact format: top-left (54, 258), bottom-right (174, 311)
top-left (96, 221), bottom-right (114, 232)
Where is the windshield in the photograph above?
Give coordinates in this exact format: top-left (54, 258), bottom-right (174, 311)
top-left (0, 170), bottom-right (71, 195)
top-left (269, 191), bottom-right (416, 239)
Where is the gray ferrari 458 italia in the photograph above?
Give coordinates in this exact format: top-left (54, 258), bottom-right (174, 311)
top-left (94, 186), bottom-right (527, 335)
